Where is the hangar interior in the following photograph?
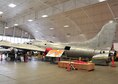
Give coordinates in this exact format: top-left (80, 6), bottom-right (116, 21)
top-left (0, 0), bottom-right (118, 84)
top-left (0, 0), bottom-right (118, 43)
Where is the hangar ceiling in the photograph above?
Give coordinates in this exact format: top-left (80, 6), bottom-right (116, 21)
top-left (0, 0), bottom-right (118, 43)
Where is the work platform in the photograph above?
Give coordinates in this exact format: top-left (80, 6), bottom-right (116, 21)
top-left (58, 61), bottom-right (95, 71)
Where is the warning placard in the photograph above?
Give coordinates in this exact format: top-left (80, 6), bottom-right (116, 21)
top-left (46, 50), bottom-right (64, 57)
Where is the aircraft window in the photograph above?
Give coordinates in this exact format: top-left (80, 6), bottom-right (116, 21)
top-left (100, 51), bottom-right (105, 54)
top-left (0, 35), bottom-right (33, 43)
top-left (103, 51), bottom-right (105, 53)
top-left (64, 46), bottom-right (71, 50)
top-left (100, 51), bottom-right (102, 54)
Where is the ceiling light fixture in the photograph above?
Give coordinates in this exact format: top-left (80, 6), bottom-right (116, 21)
top-left (41, 15), bottom-right (48, 18)
top-left (64, 25), bottom-right (69, 27)
top-left (52, 36), bottom-right (55, 38)
top-left (79, 34), bottom-right (85, 36)
top-left (0, 11), bottom-right (3, 14)
top-left (67, 35), bottom-right (70, 37)
top-left (66, 33), bottom-right (71, 37)
top-left (99, 0), bottom-right (106, 2)
top-left (8, 3), bottom-right (16, 8)
top-left (109, 20), bottom-right (113, 23)
top-left (14, 24), bottom-right (18, 26)
top-left (25, 32), bottom-right (28, 34)
top-left (5, 27), bottom-right (9, 29)
top-left (35, 31), bottom-right (38, 32)
top-left (28, 19), bottom-right (33, 22)
top-left (52, 35), bottom-right (55, 38)
top-left (50, 28), bottom-right (54, 30)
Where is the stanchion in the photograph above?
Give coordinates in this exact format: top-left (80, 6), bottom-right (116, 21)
top-left (111, 56), bottom-right (116, 67)
top-left (67, 63), bottom-right (71, 71)
top-left (0, 54), bottom-right (3, 61)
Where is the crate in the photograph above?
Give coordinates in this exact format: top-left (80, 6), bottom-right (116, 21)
top-left (58, 61), bottom-right (95, 71)
top-left (58, 61), bottom-right (69, 68)
top-left (77, 63), bottom-right (95, 71)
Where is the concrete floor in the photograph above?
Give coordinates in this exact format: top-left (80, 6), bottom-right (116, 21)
top-left (0, 61), bottom-right (118, 84)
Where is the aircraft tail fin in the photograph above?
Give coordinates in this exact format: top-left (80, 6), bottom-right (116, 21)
top-left (69, 21), bottom-right (117, 49)
top-left (86, 21), bottom-right (117, 49)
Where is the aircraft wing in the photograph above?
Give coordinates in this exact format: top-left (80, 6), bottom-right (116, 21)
top-left (0, 40), bottom-right (45, 51)
top-left (0, 40), bottom-right (13, 47)
top-left (0, 48), bottom-right (11, 52)
top-left (12, 43), bottom-right (45, 51)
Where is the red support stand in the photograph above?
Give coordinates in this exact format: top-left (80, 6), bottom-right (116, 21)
top-left (111, 56), bottom-right (116, 67)
top-left (24, 55), bottom-right (28, 62)
top-left (57, 57), bottom-right (61, 61)
top-left (67, 63), bottom-right (71, 71)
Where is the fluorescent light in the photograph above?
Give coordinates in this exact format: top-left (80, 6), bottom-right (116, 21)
top-left (67, 35), bottom-right (70, 37)
top-left (8, 3), bottom-right (16, 8)
top-left (52, 35), bottom-right (55, 38)
top-left (41, 15), bottom-right (48, 18)
top-left (5, 27), bottom-right (9, 29)
top-left (28, 19), bottom-right (33, 22)
top-left (109, 20), bottom-right (113, 23)
top-left (64, 25), bottom-right (69, 27)
top-left (50, 28), bottom-right (54, 30)
top-left (25, 32), bottom-right (28, 34)
top-left (66, 33), bottom-right (71, 37)
top-left (35, 31), bottom-right (38, 32)
top-left (79, 34), bottom-right (84, 36)
top-left (99, 0), bottom-right (106, 2)
top-left (0, 11), bottom-right (3, 14)
top-left (52, 36), bottom-right (55, 38)
top-left (14, 24), bottom-right (18, 26)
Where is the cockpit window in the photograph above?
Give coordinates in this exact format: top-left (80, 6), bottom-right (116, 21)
top-left (100, 51), bottom-right (105, 54)
top-left (103, 51), bottom-right (105, 53)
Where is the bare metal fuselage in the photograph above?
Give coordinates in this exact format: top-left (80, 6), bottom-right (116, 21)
top-left (32, 21), bottom-right (117, 59)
